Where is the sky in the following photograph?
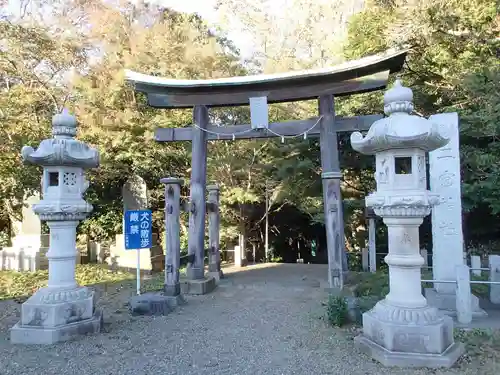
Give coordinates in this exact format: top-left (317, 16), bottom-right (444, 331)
top-left (151, 0), bottom-right (255, 59)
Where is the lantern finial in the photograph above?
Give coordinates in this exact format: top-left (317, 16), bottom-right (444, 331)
top-left (383, 79), bottom-right (414, 115)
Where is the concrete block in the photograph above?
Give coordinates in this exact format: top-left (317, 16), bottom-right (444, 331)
top-left (181, 277), bottom-right (216, 295)
top-left (129, 292), bottom-right (186, 316)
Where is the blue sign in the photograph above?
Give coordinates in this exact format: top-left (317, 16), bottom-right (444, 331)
top-left (124, 210), bottom-right (152, 250)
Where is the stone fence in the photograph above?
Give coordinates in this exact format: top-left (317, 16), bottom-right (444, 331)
top-left (421, 255), bottom-right (500, 324)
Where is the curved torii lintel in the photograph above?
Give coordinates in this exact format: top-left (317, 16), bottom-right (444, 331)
top-left (125, 49), bottom-right (408, 108)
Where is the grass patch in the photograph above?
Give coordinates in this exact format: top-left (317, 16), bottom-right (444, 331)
top-left (0, 264), bottom-right (135, 300)
top-left (455, 328), bottom-right (500, 361)
top-left (346, 270), bottom-right (434, 298)
top-left (471, 273), bottom-right (489, 299)
top-left (140, 267), bottom-right (187, 294)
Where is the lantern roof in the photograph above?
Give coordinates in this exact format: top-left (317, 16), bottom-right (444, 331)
top-left (350, 80), bottom-right (450, 154)
top-left (21, 109), bottom-right (99, 168)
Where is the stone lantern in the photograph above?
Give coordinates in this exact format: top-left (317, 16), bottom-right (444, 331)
top-left (11, 109), bottom-right (102, 344)
top-left (350, 80), bottom-right (464, 367)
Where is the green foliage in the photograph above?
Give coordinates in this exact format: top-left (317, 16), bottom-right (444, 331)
top-left (343, 0), bottom-right (500, 245)
top-left (350, 271), bottom-right (390, 299)
top-left (326, 295), bottom-right (349, 327)
top-left (0, 265), bottom-right (134, 300)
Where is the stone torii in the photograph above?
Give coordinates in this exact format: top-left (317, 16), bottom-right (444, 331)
top-left (125, 49), bottom-right (407, 290)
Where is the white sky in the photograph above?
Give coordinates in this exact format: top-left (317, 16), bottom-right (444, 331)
top-left (151, 0), bottom-right (220, 22)
top-left (152, 0), bottom-right (255, 59)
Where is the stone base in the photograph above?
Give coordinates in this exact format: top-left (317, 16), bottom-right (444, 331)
top-left (425, 288), bottom-right (488, 318)
top-left (181, 277), bottom-right (216, 295)
top-left (355, 335), bottom-right (465, 368)
top-left (207, 270), bottom-right (224, 282)
top-left (358, 300), bottom-right (463, 368)
top-left (129, 292), bottom-right (185, 316)
top-left (10, 309), bottom-right (103, 345)
top-left (21, 286), bottom-right (96, 325)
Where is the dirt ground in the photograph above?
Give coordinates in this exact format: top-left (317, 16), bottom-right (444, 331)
top-left (0, 263), bottom-right (498, 375)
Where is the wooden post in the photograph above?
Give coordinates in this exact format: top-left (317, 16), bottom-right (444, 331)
top-left (186, 105), bottom-right (209, 280)
top-left (319, 95), bottom-right (344, 289)
top-left (161, 178), bottom-right (183, 296)
top-left (368, 218), bottom-right (377, 273)
top-left (207, 184), bottom-right (223, 281)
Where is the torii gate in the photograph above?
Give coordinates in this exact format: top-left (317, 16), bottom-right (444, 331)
top-left (125, 49), bottom-right (407, 290)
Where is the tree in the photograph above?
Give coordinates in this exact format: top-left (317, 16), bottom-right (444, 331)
top-left (343, 0), bottom-right (500, 247)
top-left (0, 16), bottom-right (89, 227)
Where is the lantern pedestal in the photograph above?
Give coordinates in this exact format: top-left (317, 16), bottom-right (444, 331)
top-left (354, 215), bottom-right (464, 367)
top-left (10, 286), bottom-right (102, 345)
top-left (11, 219), bottom-right (102, 344)
top-left (355, 304), bottom-right (464, 367)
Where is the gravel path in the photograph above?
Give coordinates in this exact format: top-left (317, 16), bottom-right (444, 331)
top-left (0, 264), bottom-right (497, 375)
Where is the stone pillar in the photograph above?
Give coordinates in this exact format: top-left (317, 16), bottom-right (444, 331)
top-left (207, 184), bottom-right (223, 281)
top-left (489, 255), bottom-right (500, 304)
top-left (11, 109), bottom-right (102, 345)
top-left (319, 95), bottom-right (346, 290)
top-left (368, 218), bottom-right (377, 273)
top-left (187, 105), bottom-right (209, 280)
top-left (425, 113), bottom-right (486, 317)
top-left (321, 170), bottom-right (343, 287)
top-left (470, 255), bottom-right (481, 277)
top-left (161, 178), bottom-right (183, 302)
top-left (46, 221), bottom-right (79, 289)
top-left (234, 245), bottom-right (242, 267)
top-left (362, 248), bottom-right (369, 271)
top-left (455, 265), bottom-right (472, 325)
top-left (350, 80), bottom-right (463, 368)
top-left (182, 106), bottom-right (216, 295)
top-left (420, 248), bottom-right (428, 268)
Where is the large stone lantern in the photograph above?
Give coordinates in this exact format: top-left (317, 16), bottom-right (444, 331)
top-left (10, 109), bottom-right (102, 344)
top-left (350, 80), bottom-right (464, 367)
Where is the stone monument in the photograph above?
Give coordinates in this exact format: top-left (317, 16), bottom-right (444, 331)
top-left (11, 194), bottom-right (43, 248)
top-left (425, 113), bottom-right (486, 317)
top-left (350, 80), bottom-right (464, 367)
top-left (123, 174), bottom-right (148, 212)
top-left (10, 109), bottom-right (102, 344)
